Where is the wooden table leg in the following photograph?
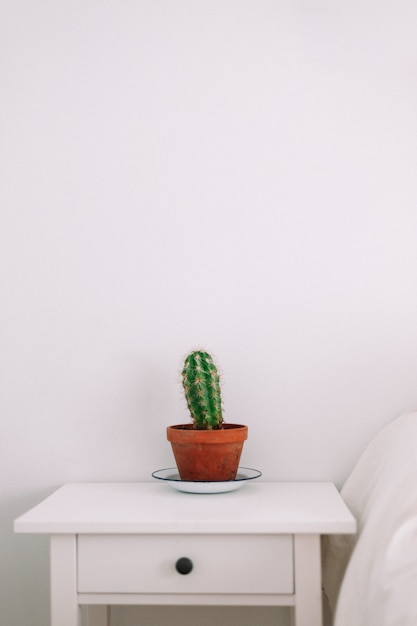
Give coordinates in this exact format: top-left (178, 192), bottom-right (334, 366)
top-left (293, 534), bottom-right (323, 626)
top-left (50, 535), bottom-right (81, 626)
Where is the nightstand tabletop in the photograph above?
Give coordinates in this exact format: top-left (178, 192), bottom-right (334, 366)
top-left (14, 481), bottom-right (356, 535)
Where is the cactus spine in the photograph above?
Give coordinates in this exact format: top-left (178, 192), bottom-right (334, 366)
top-left (182, 350), bottom-right (223, 430)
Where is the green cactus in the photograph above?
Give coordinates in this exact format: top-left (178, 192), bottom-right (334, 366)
top-left (182, 350), bottom-right (223, 430)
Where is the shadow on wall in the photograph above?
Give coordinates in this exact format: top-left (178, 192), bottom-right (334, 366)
top-left (111, 606), bottom-right (292, 626)
top-left (0, 489), bottom-right (54, 626)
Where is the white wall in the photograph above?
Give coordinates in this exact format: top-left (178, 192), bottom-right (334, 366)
top-left (1, 1), bottom-right (417, 625)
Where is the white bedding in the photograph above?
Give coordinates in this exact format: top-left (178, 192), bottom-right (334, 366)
top-left (322, 410), bottom-right (417, 626)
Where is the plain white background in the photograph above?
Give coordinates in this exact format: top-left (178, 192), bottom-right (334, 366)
top-left (1, 1), bottom-right (417, 625)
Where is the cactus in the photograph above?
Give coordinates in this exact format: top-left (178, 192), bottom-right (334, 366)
top-left (182, 350), bottom-right (223, 430)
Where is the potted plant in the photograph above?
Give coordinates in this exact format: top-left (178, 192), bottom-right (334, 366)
top-left (167, 350), bottom-right (248, 481)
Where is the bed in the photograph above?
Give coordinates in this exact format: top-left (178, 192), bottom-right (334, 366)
top-left (322, 410), bottom-right (417, 626)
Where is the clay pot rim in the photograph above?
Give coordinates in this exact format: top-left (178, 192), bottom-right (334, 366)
top-left (168, 423), bottom-right (247, 431)
top-left (167, 423), bottom-right (248, 444)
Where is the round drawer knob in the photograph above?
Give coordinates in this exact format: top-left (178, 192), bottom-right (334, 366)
top-left (175, 557), bottom-right (193, 575)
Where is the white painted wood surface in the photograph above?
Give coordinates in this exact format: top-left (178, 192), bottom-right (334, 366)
top-left (50, 535), bottom-right (81, 626)
top-left (14, 481), bottom-right (355, 534)
top-left (292, 535), bottom-right (323, 626)
top-left (15, 482), bottom-right (356, 626)
top-left (77, 534), bottom-right (294, 594)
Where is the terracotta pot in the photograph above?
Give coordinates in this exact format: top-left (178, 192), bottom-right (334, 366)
top-left (167, 423), bottom-right (248, 482)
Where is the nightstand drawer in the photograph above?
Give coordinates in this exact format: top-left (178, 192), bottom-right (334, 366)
top-left (78, 534), bottom-right (294, 594)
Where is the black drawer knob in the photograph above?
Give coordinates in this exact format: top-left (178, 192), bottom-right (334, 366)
top-left (175, 557), bottom-right (193, 575)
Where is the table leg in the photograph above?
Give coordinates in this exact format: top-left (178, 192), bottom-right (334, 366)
top-left (50, 535), bottom-right (81, 626)
top-left (292, 534), bottom-right (323, 626)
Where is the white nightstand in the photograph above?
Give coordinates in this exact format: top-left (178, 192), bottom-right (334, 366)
top-left (14, 482), bottom-right (355, 626)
